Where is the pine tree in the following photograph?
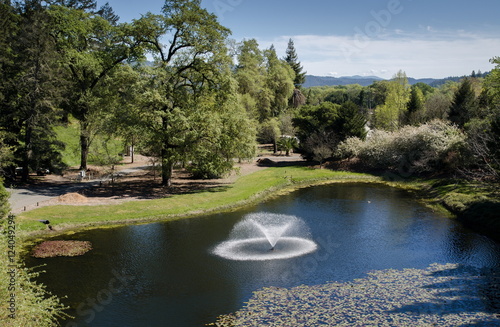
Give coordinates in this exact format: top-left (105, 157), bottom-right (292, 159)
top-left (405, 85), bottom-right (425, 125)
top-left (284, 38), bottom-right (306, 87)
top-left (449, 78), bottom-right (477, 128)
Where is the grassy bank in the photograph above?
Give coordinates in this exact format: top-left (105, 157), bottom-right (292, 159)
top-left (420, 179), bottom-right (500, 240)
top-left (16, 167), bottom-right (381, 238)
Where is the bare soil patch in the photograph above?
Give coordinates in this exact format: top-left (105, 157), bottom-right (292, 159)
top-left (30, 148), bottom-right (305, 208)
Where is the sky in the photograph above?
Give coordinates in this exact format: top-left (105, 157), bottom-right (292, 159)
top-left (97, 0), bottom-right (500, 79)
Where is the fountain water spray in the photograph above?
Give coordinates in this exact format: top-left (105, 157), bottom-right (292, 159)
top-left (213, 213), bottom-right (317, 261)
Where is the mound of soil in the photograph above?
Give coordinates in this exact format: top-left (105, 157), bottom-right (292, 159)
top-left (31, 240), bottom-right (92, 258)
top-left (56, 192), bottom-right (88, 203)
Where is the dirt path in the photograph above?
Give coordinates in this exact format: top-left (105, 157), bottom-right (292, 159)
top-left (8, 150), bottom-right (305, 213)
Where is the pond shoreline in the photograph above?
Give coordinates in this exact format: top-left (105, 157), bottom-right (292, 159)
top-left (16, 165), bottom-right (499, 246)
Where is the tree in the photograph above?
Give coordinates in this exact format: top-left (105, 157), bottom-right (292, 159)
top-left (449, 78), bottom-right (477, 128)
top-left (49, 2), bottom-right (141, 170)
top-left (333, 101), bottom-right (368, 141)
top-left (463, 57), bottom-right (500, 180)
top-left (374, 70), bottom-right (410, 130)
top-left (136, 0), bottom-right (241, 186)
top-left (293, 102), bottom-right (339, 145)
top-left (0, 1), bottom-right (67, 181)
top-left (259, 118), bottom-right (281, 153)
top-left (424, 91), bottom-right (452, 121)
top-left (234, 39), bottom-right (266, 120)
top-left (263, 45), bottom-right (295, 119)
top-left (404, 85), bottom-right (425, 125)
top-left (291, 88), bottom-right (306, 108)
top-left (284, 38), bottom-right (306, 87)
top-left (277, 136), bottom-right (298, 156)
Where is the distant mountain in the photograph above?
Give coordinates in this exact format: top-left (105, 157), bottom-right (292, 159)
top-left (304, 73), bottom-right (490, 88)
top-left (303, 75), bottom-right (384, 88)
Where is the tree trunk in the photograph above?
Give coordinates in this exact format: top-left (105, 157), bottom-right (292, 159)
top-left (80, 122), bottom-right (89, 170)
top-left (161, 154), bottom-right (173, 187)
top-left (131, 135), bottom-right (135, 164)
top-left (21, 123), bottom-right (32, 182)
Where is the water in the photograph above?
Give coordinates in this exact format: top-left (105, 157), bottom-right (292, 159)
top-left (212, 212), bottom-right (318, 260)
top-left (25, 183), bottom-right (500, 327)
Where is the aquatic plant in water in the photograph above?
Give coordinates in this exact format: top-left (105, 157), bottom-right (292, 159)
top-left (212, 263), bottom-right (500, 326)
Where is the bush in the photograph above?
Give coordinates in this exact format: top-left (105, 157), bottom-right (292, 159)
top-left (0, 182), bottom-right (68, 326)
top-left (337, 120), bottom-right (466, 173)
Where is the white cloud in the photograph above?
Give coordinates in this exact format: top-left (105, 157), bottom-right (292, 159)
top-left (257, 29), bottom-right (500, 79)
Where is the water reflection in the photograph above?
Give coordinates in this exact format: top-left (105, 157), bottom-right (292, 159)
top-left (25, 183), bottom-right (500, 326)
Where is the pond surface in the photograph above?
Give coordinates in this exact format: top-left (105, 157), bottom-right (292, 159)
top-left (26, 183), bottom-right (500, 327)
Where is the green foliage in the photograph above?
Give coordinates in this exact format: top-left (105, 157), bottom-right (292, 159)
top-left (0, 183), bottom-right (68, 325)
top-left (333, 101), bottom-right (368, 141)
top-left (449, 78), bottom-right (477, 127)
top-left (0, 1), bottom-right (67, 180)
top-left (264, 46), bottom-right (295, 118)
top-left (284, 39), bottom-right (306, 87)
top-left (54, 118), bottom-right (123, 168)
top-left (0, 178), bottom-right (9, 221)
top-left (293, 101), bottom-right (367, 161)
top-left (0, 235), bottom-right (69, 326)
top-left (337, 120), bottom-right (466, 173)
top-left (188, 95), bottom-right (257, 179)
top-left (404, 85), bottom-right (425, 125)
top-left (0, 131), bottom-right (14, 175)
top-left (48, 2), bottom-right (141, 169)
top-left (277, 136), bottom-right (298, 156)
top-left (424, 90), bottom-right (453, 122)
top-left (373, 70), bottom-right (410, 131)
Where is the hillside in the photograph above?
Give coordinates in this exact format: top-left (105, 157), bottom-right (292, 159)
top-left (303, 72), bottom-right (490, 88)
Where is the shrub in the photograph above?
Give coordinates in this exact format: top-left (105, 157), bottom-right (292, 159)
top-left (337, 120), bottom-right (466, 173)
top-left (0, 182), bottom-right (68, 326)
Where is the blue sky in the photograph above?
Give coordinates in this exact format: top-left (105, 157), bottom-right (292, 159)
top-left (98, 0), bottom-right (500, 79)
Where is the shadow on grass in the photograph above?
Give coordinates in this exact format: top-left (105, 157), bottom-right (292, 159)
top-left (257, 157), bottom-right (311, 168)
top-left (388, 265), bottom-right (500, 325)
top-left (81, 179), bottom-right (232, 200)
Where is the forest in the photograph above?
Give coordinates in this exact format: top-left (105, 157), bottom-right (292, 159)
top-left (1, 0), bottom-right (500, 189)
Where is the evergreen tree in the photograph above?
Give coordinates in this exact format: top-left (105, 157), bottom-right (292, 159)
top-left (333, 101), bottom-right (368, 141)
top-left (284, 38), bottom-right (306, 87)
top-left (0, 1), bottom-right (66, 180)
top-left (405, 85), bottom-right (425, 125)
top-left (449, 78), bottom-right (477, 128)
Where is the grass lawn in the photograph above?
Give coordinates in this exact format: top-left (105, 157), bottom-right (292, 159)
top-left (16, 167), bottom-right (380, 236)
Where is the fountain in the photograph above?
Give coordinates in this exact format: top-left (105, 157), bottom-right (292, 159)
top-left (212, 213), bottom-right (317, 261)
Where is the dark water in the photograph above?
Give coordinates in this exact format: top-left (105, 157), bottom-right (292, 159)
top-left (25, 183), bottom-right (500, 327)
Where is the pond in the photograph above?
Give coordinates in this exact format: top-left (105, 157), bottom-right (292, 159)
top-left (25, 183), bottom-right (500, 326)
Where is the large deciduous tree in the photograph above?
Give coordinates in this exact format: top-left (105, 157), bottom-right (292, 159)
top-left (136, 0), bottom-right (254, 186)
top-left (49, 1), bottom-right (141, 170)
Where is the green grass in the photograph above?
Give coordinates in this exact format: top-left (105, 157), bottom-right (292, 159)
top-left (53, 123), bottom-right (81, 167)
top-left (54, 119), bottom-right (124, 168)
top-left (17, 167), bottom-right (379, 236)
